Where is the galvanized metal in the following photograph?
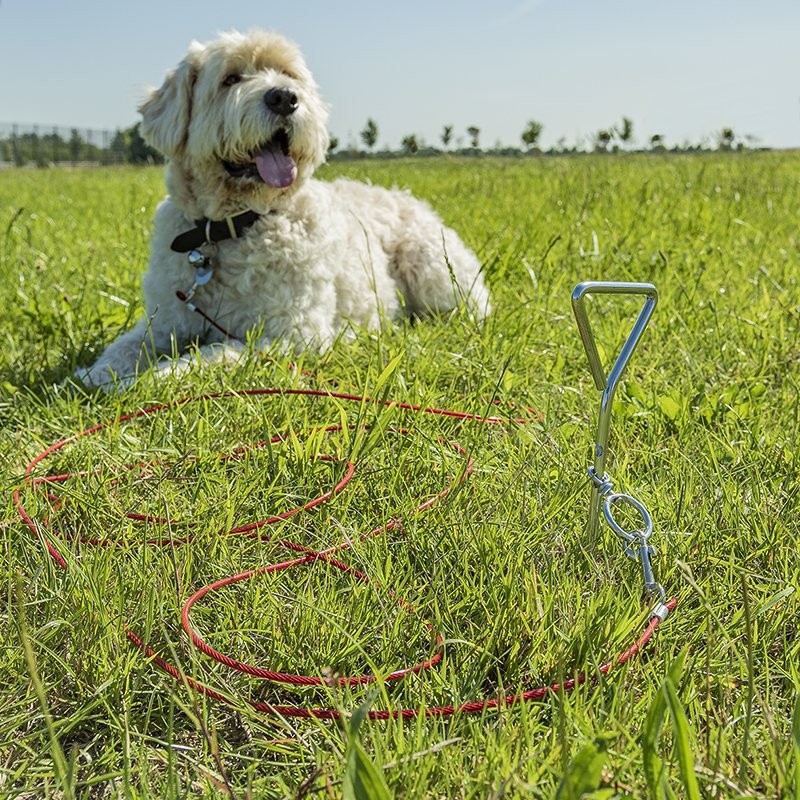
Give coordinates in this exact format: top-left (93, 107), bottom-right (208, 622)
top-left (571, 281), bottom-right (658, 541)
top-left (572, 281), bottom-right (667, 605)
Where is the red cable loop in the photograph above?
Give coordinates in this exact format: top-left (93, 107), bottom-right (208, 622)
top-left (14, 387), bottom-right (676, 720)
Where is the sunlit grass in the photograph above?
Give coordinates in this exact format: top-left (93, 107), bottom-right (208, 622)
top-left (1, 153), bottom-right (799, 797)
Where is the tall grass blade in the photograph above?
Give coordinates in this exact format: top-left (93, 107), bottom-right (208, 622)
top-left (641, 649), bottom-right (687, 800)
top-left (554, 737), bottom-right (610, 799)
top-left (372, 352), bottom-right (404, 399)
top-left (662, 678), bottom-right (700, 800)
top-left (15, 572), bottom-right (75, 800)
top-left (641, 691), bottom-right (673, 800)
top-left (342, 694), bottom-right (393, 800)
top-left (792, 692), bottom-right (800, 800)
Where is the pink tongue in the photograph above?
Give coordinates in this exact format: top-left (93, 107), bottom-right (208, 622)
top-left (254, 143), bottom-right (297, 188)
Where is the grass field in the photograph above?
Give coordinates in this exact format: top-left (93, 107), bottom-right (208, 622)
top-left (1, 153), bottom-right (799, 799)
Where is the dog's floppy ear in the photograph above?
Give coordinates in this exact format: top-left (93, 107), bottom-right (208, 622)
top-left (138, 48), bottom-right (199, 158)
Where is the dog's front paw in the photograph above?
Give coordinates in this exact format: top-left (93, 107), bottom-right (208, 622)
top-left (74, 363), bottom-right (135, 393)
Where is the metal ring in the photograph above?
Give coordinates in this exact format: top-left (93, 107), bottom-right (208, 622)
top-left (602, 493), bottom-right (653, 542)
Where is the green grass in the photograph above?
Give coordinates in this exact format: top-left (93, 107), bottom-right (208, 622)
top-left (1, 153), bottom-right (799, 798)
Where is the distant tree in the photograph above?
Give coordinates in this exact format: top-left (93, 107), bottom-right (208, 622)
top-left (69, 128), bottom-right (82, 161)
top-left (109, 129), bottom-right (128, 163)
top-left (11, 130), bottom-right (66, 165)
top-left (127, 123), bottom-right (163, 163)
top-left (594, 129), bottom-right (612, 152)
top-left (107, 123), bottom-right (162, 164)
top-left (521, 120), bottom-right (544, 151)
top-left (718, 127), bottom-right (735, 150)
top-left (7, 131), bottom-right (38, 165)
top-left (441, 124), bottom-right (453, 149)
top-left (649, 133), bottom-right (665, 152)
top-left (328, 134), bottom-right (339, 154)
top-left (401, 134), bottom-right (419, 155)
top-left (360, 118), bottom-right (378, 151)
top-left (467, 126), bottom-right (480, 149)
top-left (615, 116), bottom-right (634, 148)
top-left (743, 133), bottom-right (761, 150)
top-left (0, 127), bottom-right (111, 165)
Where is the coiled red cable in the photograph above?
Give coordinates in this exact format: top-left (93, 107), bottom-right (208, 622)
top-left (14, 387), bottom-right (676, 720)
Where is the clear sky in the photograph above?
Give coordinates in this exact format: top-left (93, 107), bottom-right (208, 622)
top-left (2, 0), bottom-right (799, 151)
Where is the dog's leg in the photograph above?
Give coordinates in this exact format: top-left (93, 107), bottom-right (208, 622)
top-left (74, 318), bottom-right (177, 390)
top-left (251, 322), bottom-right (336, 358)
top-left (393, 226), bottom-right (491, 319)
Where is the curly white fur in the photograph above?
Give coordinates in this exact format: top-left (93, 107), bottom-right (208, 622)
top-left (76, 29), bottom-right (490, 389)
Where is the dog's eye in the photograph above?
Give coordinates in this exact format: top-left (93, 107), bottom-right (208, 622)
top-left (222, 73), bottom-right (242, 87)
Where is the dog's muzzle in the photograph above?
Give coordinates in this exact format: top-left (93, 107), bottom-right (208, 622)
top-left (222, 128), bottom-right (297, 189)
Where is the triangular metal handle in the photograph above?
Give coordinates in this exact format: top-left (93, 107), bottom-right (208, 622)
top-left (571, 281), bottom-right (658, 393)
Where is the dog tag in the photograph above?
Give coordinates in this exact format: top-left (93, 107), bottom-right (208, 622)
top-left (187, 249), bottom-right (214, 286)
top-left (194, 263), bottom-right (213, 285)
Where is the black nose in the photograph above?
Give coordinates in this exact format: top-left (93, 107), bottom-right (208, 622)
top-left (264, 88), bottom-right (298, 117)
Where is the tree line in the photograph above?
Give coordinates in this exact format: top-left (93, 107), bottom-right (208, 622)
top-left (335, 116), bottom-right (761, 157)
top-left (0, 123), bottom-right (163, 167)
top-left (1, 117), bottom-right (761, 168)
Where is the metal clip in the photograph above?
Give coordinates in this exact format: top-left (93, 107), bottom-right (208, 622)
top-left (602, 492), bottom-right (665, 601)
top-left (182, 249), bottom-right (215, 303)
top-left (187, 249), bottom-right (214, 282)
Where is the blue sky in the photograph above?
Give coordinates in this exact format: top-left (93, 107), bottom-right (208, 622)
top-left (2, 0), bottom-right (799, 150)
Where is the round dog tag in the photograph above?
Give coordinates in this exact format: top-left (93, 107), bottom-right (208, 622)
top-left (194, 264), bottom-right (213, 286)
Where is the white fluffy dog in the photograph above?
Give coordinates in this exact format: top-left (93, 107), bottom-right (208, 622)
top-left (76, 29), bottom-right (490, 389)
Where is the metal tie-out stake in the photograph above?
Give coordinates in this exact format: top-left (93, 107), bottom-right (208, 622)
top-left (572, 281), bottom-right (667, 607)
top-left (571, 281), bottom-right (658, 539)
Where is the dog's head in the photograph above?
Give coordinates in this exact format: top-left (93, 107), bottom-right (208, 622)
top-left (139, 30), bottom-right (330, 217)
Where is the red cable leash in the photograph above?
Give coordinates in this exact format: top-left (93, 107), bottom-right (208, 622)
top-left (14, 388), bottom-right (676, 720)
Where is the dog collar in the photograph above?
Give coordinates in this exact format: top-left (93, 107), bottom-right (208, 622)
top-left (170, 209), bottom-right (261, 253)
